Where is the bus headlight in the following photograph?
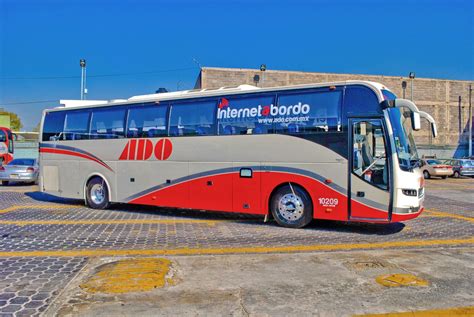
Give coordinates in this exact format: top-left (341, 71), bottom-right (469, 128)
top-left (402, 189), bottom-right (417, 197)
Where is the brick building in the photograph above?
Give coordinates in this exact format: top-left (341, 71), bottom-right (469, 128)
top-left (195, 67), bottom-right (473, 158)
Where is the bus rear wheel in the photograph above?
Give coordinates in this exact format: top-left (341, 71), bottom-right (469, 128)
top-left (270, 184), bottom-right (313, 228)
top-left (86, 177), bottom-right (110, 209)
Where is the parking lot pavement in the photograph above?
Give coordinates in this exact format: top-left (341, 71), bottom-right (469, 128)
top-left (0, 177), bottom-right (472, 316)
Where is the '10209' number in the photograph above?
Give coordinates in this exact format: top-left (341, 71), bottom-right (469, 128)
top-left (318, 198), bottom-right (339, 206)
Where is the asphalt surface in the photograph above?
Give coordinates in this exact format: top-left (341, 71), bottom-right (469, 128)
top-left (0, 177), bottom-right (473, 316)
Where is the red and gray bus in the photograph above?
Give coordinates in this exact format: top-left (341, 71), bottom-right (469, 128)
top-left (0, 127), bottom-right (14, 165)
top-left (39, 81), bottom-right (437, 228)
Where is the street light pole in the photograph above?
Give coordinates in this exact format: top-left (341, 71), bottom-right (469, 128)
top-left (409, 72), bottom-right (415, 101)
top-left (80, 59), bottom-right (86, 100)
top-left (469, 84), bottom-right (472, 157)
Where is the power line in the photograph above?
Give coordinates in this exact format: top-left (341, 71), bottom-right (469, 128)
top-left (0, 66), bottom-right (197, 80)
top-left (0, 100), bottom-right (58, 105)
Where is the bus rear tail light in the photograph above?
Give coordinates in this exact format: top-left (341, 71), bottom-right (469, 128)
top-left (26, 167), bottom-right (35, 173)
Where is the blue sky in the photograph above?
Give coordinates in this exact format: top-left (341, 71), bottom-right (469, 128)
top-left (0, 0), bottom-right (473, 130)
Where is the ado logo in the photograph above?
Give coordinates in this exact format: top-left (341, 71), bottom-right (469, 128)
top-left (119, 139), bottom-right (173, 161)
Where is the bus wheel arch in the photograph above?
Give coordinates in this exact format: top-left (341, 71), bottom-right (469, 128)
top-left (268, 182), bottom-right (313, 228)
top-left (84, 174), bottom-right (111, 209)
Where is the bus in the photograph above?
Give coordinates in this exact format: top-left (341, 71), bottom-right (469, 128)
top-left (0, 127), bottom-right (14, 165)
top-left (39, 81), bottom-right (437, 228)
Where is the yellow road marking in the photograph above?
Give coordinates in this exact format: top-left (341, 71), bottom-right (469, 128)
top-left (375, 273), bottom-right (429, 287)
top-left (354, 306), bottom-right (474, 316)
top-left (80, 258), bottom-right (173, 294)
top-left (424, 210), bottom-right (474, 223)
top-left (0, 204), bottom-right (74, 214)
top-left (0, 219), bottom-right (217, 226)
top-left (0, 237), bottom-right (472, 258)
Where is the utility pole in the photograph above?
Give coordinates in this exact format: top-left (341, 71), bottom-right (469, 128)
top-left (409, 72), bottom-right (415, 101)
top-left (80, 59), bottom-right (87, 100)
top-left (469, 84), bottom-right (472, 157)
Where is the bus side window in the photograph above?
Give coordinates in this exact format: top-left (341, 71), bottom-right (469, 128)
top-left (169, 100), bottom-right (216, 136)
top-left (216, 95), bottom-right (275, 135)
top-left (275, 90), bottom-right (342, 134)
top-left (90, 107), bottom-right (126, 139)
top-left (127, 104), bottom-right (168, 138)
top-left (64, 111), bottom-right (90, 141)
top-left (42, 112), bottom-right (66, 141)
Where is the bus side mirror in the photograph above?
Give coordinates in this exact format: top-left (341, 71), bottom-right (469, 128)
top-left (431, 122), bottom-right (438, 138)
top-left (411, 112), bottom-right (421, 131)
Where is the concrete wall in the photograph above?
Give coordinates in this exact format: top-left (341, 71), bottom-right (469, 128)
top-left (197, 67), bottom-right (474, 158)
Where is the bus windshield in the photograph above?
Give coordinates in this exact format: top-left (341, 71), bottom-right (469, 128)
top-left (0, 130), bottom-right (6, 142)
top-left (388, 107), bottom-right (418, 170)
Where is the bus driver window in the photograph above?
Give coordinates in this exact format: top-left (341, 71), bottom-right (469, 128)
top-left (352, 120), bottom-right (388, 190)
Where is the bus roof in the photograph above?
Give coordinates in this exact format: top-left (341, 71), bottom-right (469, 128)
top-left (51, 80), bottom-right (390, 112)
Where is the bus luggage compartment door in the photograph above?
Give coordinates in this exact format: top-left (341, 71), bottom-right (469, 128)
top-left (349, 119), bottom-right (391, 221)
top-left (232, 163), bottom-right (262, 214)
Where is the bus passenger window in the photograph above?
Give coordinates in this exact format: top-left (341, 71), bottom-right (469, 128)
top-left (42, 111), bottom-right (66, 141)
top-left (217, 95), bottom-right (275, 135)
top-left (275, 90), bottom-right (342, 134)
top-left (64, 111), bottom-right (90, 141)
top-left (127, 104), bottom-right (167, 138)
top-left (90, 108), bottom-right (126, 139)
top-left (352, 120), bottom-right (388, 190)
top-left (169, 101), bottom-right (216, 136)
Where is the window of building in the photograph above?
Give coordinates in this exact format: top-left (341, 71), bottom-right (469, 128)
top-left (90, 107), bottom-right (126, 139)
top-left (169, 100), bottom-right (216, 136)
top-left (127, 104), bottom-right (168, 138)
top-left (275, 90), bottom-right (342, 134)
top-left (217, 95), bottom-right (275, 135)
top-left (42, 111), bottom-right (66, 141)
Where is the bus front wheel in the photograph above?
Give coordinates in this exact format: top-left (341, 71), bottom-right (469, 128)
top-left (86, 177), bottom-right (110, 209)
top-left (270, 184), bottom-right (313, 228)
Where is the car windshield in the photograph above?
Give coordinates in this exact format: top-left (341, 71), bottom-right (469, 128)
top-left (8, 159), bottom-right (35, 166)
top-left (387, 107), bottom-right (418, 170)
top-left (427, 159), bottom-right (442, 165)
top-left (462, 160), bottom-right (474, 166)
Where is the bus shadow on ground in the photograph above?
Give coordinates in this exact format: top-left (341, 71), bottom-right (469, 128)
top-left (26, 192), bottom-right (406, 236)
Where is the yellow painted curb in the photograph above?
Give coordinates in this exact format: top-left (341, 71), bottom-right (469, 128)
top-left (354, 306), bottom-right (474, 316)
top-left (0, 237), bottom-right (472, 258)
top-left (375, 273), bottom-right (429, 287)
top-left (80, 258), bottom-right (173, 294)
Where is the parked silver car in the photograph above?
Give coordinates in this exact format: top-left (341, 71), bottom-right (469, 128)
top-left (0, 158), bottom-right (39, 185)
top-left (444, 159), bottom-right (474, 178)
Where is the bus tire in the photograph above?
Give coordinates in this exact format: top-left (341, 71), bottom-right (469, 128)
top-left (270, 184), bottom-right (313, 228)
top-left (86, 177), bottom-right (110, 209)
top-left (2, 181), bottom-right (8, 186)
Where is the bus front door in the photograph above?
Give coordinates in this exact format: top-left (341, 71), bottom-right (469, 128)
top-left (349, 119), bottom-right (391, 221)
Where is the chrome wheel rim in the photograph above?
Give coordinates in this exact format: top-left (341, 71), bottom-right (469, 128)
top-left (278, 193), bottom-right (305, 222)
top-left (90, 183), bottom-right (105, 205)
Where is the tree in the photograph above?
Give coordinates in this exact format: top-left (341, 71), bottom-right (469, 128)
top-left (0, 111), bottom-right (23, 131)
